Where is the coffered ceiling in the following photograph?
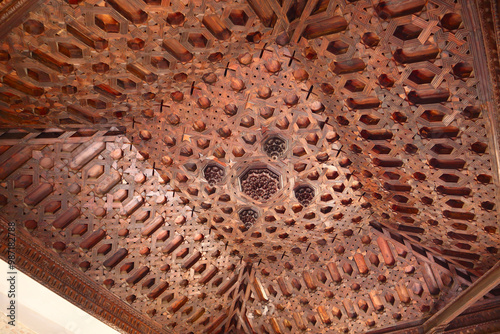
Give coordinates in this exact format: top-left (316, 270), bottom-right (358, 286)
top-left (0, 0), bottom-right (499, 333)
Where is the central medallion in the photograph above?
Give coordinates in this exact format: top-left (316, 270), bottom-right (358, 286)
top-left (239, 167), bottom-right (281, 202)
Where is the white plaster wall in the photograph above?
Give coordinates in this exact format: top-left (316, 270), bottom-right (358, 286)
top-left (0, 260), bottom-right (120, 334)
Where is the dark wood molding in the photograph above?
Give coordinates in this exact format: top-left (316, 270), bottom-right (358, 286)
top-left (472, 0), bottom-right (500, 188)
top-left (0, 215), bottom-right (165, 334)
top-left (0, 0), bottom-right (43, 41)
top-left (366, 299), bottom-right (500, 334)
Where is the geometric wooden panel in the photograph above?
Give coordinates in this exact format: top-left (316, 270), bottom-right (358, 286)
top-left (0, 0), bottom-right (499, 333)
top-left (0, 129), bottom-right (465, 333)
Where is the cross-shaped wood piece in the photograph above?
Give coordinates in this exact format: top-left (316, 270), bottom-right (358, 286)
top-left (332, 144), bottom-right (344, 157)
top-left (190, 81), bottom-right (202, 96)
top-left (257, 43), bottom-right (273, 58)
top-left (222, 62), bottom-right (236, 77)
top-left (190, 206), bottom-right (199, 217)
top-left (301, 85), bottom-right (317, 100)
top-left (283, 50), bottom-right (301, 67)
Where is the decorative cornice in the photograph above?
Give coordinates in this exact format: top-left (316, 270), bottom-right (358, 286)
top-left (0, 0), bottom-right (43, 41)
top-left (472, 0), bottom-right (500, 192)
top-left (365, 299), bottom-right (500, 334)
top-left (0, 215), bottom-right (165, 334)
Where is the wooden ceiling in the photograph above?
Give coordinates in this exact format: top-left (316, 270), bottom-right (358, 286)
top-left (0, 0), bottom-right (499, 333)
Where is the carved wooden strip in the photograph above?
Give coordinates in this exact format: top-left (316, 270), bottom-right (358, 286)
top-left (269, 317), bottom-right (282, 334)
top-left (395, 284), bottom-right (411, 303)
top-left (377, 237), bottom-right (396, 266)
top-left (69, 142), bottom-right (106, 171)
top-left (253, 276), bottom-right (268, 301)
top-left (347, 96), bottom-right (381, 110)
top-left (327, 262), bottom-right (342, 283)
top-left (198, 265), bottom-right (218, 284)
top-left (162, 39), bottom-right (193, 63)
top-left (302, 16), bottom-right (348, 39)
top-left (80, 229), bottom-right (106, 250)
top-left (202, 15), bottom-right (231, 40)
top-left (52, 207), bottom-right (80, 230)
top-left (394, 45), bottom-right (440, 64)
top-left (216, 274), bottom-right (238, 295)
top-left (94, 84), bottom-right (124, 100)
top-left (168, 296), bottom-right (188, 314)
top-left (331, 58), bottom-right (366, 74)
top-left (67, 105), bottom-right (107, 124)
top-left (31, 49), bottom-right (74, 74)
top-left (205, 312), bottom-right (227, 334)
top-left (277, 277), bottom-right (291, 297)
top-left (126, 63), bottom-right (157, 84)
top-left (343, 299), bottom-right (357, 319)
top-left (317, 305), bottom-right (331, 324)
top-left (103, 248), bottom-right (128, 269)
top-left (147, 281), bottom-right (169, 300)
top-left (188, 308), bottom-right (205, 323)
top-left (332, 306), bottom-right (342, 319)
top-left (245, 0), bottom-right (276, 27)
top-left (181, 250), bottom-right (201, 270)
top-left (141, 215), bottom-right (164, 237)
top-left (105, 0), bottom-right (147, 24)
top-left (24, 183), bottom-right (53, 206)
top-left (292, 312), bottom-right (307, 331)
top-left (375, 0), bottom-right (427, 19)
top-left (422, 263), bottom-right (441, 295)
top-left (0, 146), bottom-right (35, 180)
top-left (3, 73), bottom-right (44, 96)
top-left (408, 89), bottom-right (450, 104)
top-left (126, 266), bottom-right (150, 286)
top-left (303, 271), bottom-right (316, 290)
top-left (163, 235), bottom-right (184, 254)
top-left (95, 170), bottom-right (121, 196)
top-left (369, 291), bottom-right (384, 312)
top-left (66, 21), bottom-right (108, 51)
top-left (354, 253), bottom-right (369, 275)
top-left (119, 196), bottom-right (144, 217)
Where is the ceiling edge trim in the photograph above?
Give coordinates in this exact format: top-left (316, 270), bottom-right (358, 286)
top-left (0, 214), bottom-right (165, 334)
top-left (0, 0), bottom-right (44, 41)
top-left (365, 298), bottom-right (500, 334)
top-left (470, 0), bottom-right (500, 203)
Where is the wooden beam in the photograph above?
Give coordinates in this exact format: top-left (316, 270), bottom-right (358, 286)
top-left (290, 0), bottom-right (320, 43)
top-left (423, 260), bottom-right (500, 333)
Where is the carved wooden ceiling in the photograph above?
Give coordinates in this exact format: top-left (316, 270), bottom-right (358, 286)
top-left (0, 0), bottom-right (499, 333)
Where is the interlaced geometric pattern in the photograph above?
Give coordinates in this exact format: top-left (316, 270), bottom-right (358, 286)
top-left (0, 0), bottom-right (498, 332)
